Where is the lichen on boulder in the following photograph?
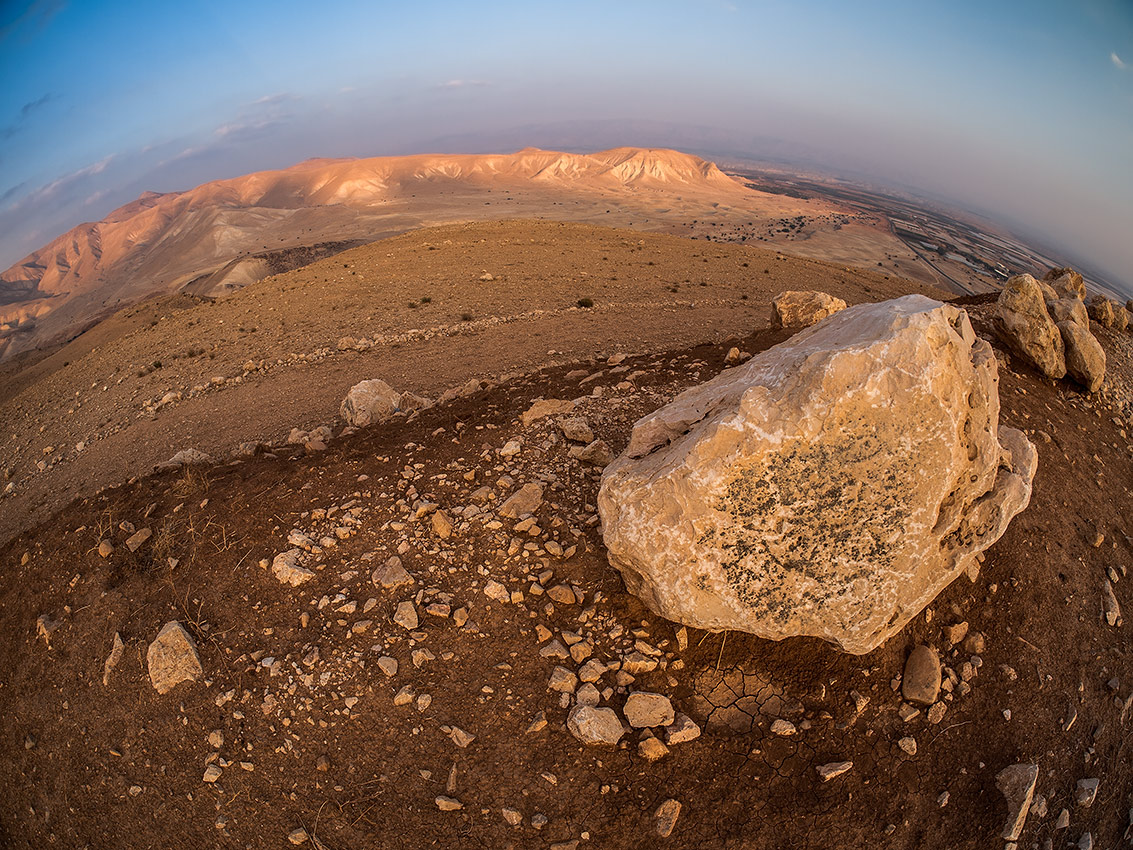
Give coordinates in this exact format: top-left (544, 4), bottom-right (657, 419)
top-left (599, 295), bottom-right (1036, 654)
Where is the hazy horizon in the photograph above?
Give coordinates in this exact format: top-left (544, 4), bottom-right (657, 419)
top-left (2, 0), bottom-right (1130, 289)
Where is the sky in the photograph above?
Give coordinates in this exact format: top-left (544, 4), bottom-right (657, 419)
top-left (1, 0), bottom-right (1131, 288)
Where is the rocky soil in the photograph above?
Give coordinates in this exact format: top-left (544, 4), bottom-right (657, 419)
top-left (2, 304), bottom-right (1132, 848)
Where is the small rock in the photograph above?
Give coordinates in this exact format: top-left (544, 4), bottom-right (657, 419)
top-left (449, 727), bottom-right (476, 748)
top-left (272, 549), bottom-right (315, 586)
top-left (1102, 581), bottom-right (1122, 626)
top-left (483, 580), bottom-right (510, 602)
top-left (125, 527), bottom-right (152, 552)
top-left (102, 632), bottom-right (124, 686)
top-left (146, 621), bottom-right (203, 694)
top-left (567, 705), bottom-right (625, 746)
top-left (377, 656), bottom-right (398, 677)
top-left (816, 761), bottom-right (853, 781)
top-left (902, 645), bottom-right (941, 706)
top-left (665, 714), bottom-right (701, 744)
top-left (996, 763), bottom-right (1039, 841)
top-left (435, 796), bottom-right (463, 811)
top-left (548, 666), bottom-right (578, 693)
top-left (638, 736), bottom-right (669, 761)
top-left (944, 621), bottom-right (968, 647)
top-left (623, 692), bottom-right (675, 728)
top-left (897, 736), bottom-right (917, 756)
top-left (576, 682), bottom-right (601, 706)
top-left (771, 718), bottom-right (797, 737)
top-left (547, 584), bottom-right (576, 605)
top-left (373, 556), bottom-right (413, 589)
top-left (431, 511), bottom-right (454, 539)
top-left (1075, 778), bottom-right (1099, 808)
top-left (393, 601), bottom-right (419, 630)
top-left (569, 439), bottom-right (613, 466)
top-left (578, 659), bottom-right (607, 682)
top-left (98, 540), bottom-right (114, 558)
top-left (287, 827), bottom-right (309, 845)
top-left (499, 483), bottom-right (544, 519)
top-left (393, 686), bottom-right (415, 706)
top-left (771, 290), bottom-right (847, 328)
top-left (654, 799), bottom-right (682, 838)
top-left (501, 807), bottom-right (523, 826)
top-left (558, 416), bottom-right (594, 444)
top-left (203, 764), bottom-right (222, 784)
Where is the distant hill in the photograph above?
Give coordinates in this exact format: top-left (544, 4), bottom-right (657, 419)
top-left (0, 147), bottom-right (751, 360)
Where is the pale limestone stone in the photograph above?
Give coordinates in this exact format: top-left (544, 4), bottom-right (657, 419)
top-left (996, 275), bottom-right (1066, 379)
top-left (1087, 295), bottom-right (1115, 329)
top-left (498, 483), bottom-right (544, 519)
top-left (1059, 321), bottom-right (1106, 393)
top-left (522, 398), bottom-right (576, 426)
top-left (272, 549), bottom-right (315, 586)
top-left (600, 296), bottom-right (1036, 654)
top-left (567, 705), bottom-right (624, 745)
top-left (771, 290), bottom-right (847, 328)
top-left (146, 621), bottom-right (203, 694)
top-left (102, 632), bottom-right (124, 686)
top-left (654, 799), bottom-right (682, 837)
top-left (1046, 297), bottom-right (1089, 328)
top-left (1043, 268), bottom-right (1085, 300)
top-left (340, 379), bottom-right (405, 427)
top-left (623, 692), bottom-right (675, 728)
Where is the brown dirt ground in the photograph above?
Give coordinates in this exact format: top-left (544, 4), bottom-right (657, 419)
top-left (0, 269), bottom-right (1131, 848)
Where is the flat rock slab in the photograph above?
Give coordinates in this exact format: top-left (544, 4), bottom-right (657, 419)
top-left (567, 705), bottom-right (625, 746)
top-left (521, 398), bottom-right (576, 427)
top-left (600, 296), bottom-right (1037, 654)
top-left (499, 483), bottom-right (544, 519)
top-left (146, 621), bottom-right (203, 694)
top-left (997, 763), bottom-right (1039, 841)
top-left (902, 645), bottom-right (941, 706)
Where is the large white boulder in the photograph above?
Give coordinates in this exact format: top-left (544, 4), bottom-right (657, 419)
top-left (340, 379), bottom-right (431, 427)
top-left (599, 295), bottom-right (1036, 654)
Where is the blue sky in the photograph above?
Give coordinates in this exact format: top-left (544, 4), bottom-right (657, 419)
top-left (1, 0), bottom-right (1130, 286)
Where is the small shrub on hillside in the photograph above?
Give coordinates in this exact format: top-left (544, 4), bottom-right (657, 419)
top-left (576, 298), bottom-right (594, 308)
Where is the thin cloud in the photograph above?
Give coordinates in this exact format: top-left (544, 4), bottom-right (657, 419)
top-left (251, 92), bottom-right (298, 106)
top-left (436, 79), bottom-right (490, 89)
top-left (3, 91), bottom-right (57, 139)
top-left (1, 154), bottom-right (115, 214)
top-left (214, 117), bottom-right (285, 139)
top-left (1112, 51), bottom-right (1127, 70)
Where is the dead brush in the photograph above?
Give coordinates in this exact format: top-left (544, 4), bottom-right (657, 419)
top-left (86, 507), bottom-right (117, 553)
top-left (150, 515), bottom-right (183, 570)
top-left (171, 464), bottom-right (209, 499)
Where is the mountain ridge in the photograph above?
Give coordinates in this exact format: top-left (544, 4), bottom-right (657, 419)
top-left (0, 147), bottom-right (750, 360)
